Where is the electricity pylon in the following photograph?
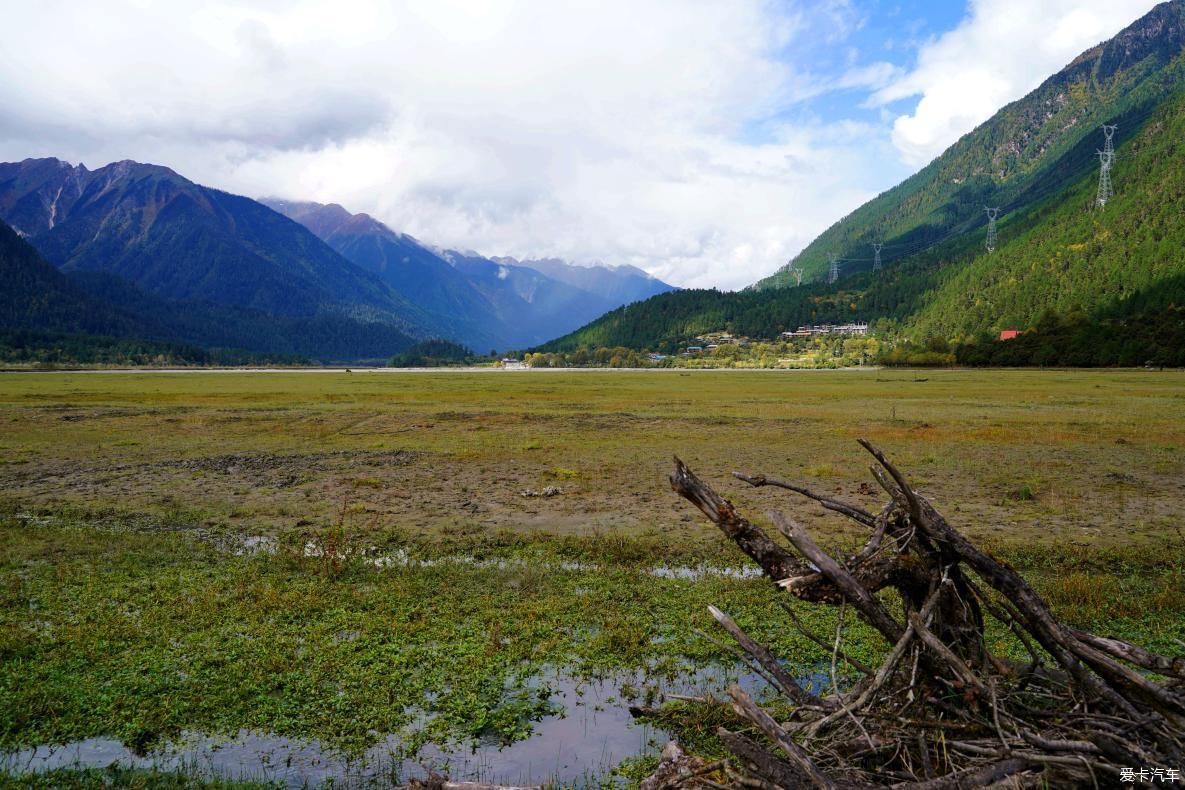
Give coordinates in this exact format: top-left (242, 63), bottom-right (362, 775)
top-left (984, 207), bottom-right (1000, 253)
top-left (1096, 125), bottom-right (1117, 208)
top-left (872, 243), bottom-right (883, 272)
top-left (828, 253), bottom-right (840, 284)
top-left (1096, 150), bottom-right (1114, 207)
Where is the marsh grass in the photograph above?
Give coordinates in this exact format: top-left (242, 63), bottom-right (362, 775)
top-left (2, 370), bottom-right (1184, 783)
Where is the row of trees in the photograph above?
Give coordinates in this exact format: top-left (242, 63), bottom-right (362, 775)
top-left (955, 305), bottom-right (1185, 367)
top-left (0, 331), bottom-right (305, 367)
top-left (388, 339), bottom-right (483, 367)
top-left (521, 337), bottom-right (882, 369)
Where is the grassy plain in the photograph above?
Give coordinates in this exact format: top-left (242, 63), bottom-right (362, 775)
top-left (1, 369), bottom-right (1184, 783)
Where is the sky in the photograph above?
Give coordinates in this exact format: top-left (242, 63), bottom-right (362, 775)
top-left (0, 0), bottom-right (1164, 289)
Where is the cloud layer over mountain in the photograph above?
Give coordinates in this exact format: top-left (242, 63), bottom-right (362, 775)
top-left (0, 0), bottom-right (1161, 289)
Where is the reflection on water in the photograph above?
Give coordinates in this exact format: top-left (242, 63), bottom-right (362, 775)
top-left (2, 665), bottom-right (807, 788)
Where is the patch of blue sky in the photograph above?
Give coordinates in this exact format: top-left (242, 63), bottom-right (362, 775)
top-left (741, 0), bottom-right (969, 142)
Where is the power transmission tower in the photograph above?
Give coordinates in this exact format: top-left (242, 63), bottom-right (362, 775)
top-left (828, 253), bottom-right (840, 284)
top-left (872, 243), bottom-right (883, 272)
top-left (1096, 125), bottom-right (1117, 208)
top-left (785, 261), bottom-right (803, 286)
top-left (1096, 150), bottom-right (1114, 207)
top-left (984, 207), bottom-right (1000, 253)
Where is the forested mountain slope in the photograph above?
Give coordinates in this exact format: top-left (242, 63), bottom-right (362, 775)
top-left (0, 219), bottom-right (153, 337)
top-left (0, 216), bottom-right (417, 362)
top-left (755, 0), bottom-right (1185, 288)
top-left (542, 0), bottom-right (1185, 355)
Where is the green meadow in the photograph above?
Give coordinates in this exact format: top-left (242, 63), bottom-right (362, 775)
top-left (2, 369), bottom-right (1183, 784)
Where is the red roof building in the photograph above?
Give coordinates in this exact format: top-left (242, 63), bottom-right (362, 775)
top-left (999, 329), bottom-right (1020, 341)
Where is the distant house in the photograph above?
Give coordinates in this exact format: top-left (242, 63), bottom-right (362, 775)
top-left (999, 329), bottom-right (1021, 341)
top-left (781, 323), bottom-right (869, 338)
top-left (686, 346), bottom-right (703, 353)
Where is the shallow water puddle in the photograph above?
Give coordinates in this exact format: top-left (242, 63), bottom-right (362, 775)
top-left (2, 666), bottom-right (801, 787)
top-left (291, 539), bottom-right (765, 580)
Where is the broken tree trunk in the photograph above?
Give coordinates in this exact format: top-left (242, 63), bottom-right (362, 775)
top-left (652, 441), bottom-right (1184, 788)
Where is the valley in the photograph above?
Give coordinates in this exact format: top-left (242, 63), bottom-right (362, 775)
top-left (2, 369), bottom-right (1183, 786)
top-left (3, 2), bottom-right (1185, 786)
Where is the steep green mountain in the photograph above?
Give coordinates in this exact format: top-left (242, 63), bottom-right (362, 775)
top-left (755, 0), bottom-right (1185, 288)
top-left (906, 86), bottom-right (1185, 339)
top-left (542, 0), bottom-right (1185, 356)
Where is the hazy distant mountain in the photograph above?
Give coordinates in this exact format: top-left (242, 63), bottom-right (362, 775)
top-left (492, 256), bottom-right (674, 305)
top-left (266, 199), bottom-right (676, 350)
top-left (439, 249), bottom-right (621, 345)
top-left (261, 199), bottom-right (503, 350)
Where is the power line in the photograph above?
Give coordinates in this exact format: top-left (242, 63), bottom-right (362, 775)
top-left (790, 105), bottom-right (1151, 275)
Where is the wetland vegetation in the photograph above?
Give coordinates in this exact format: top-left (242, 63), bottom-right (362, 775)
top-left (2, 369), bottom-right (1183, 786)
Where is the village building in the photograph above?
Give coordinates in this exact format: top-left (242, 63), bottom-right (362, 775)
top-left (781, 322), bottom-right (869, 338)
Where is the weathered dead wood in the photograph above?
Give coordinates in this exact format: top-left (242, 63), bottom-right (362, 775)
top-left (716, 728), bottom-right (807, 789)
top-left (907, 612), bottom-right (987, 698)
top-left (1069, 628), bottom-right (1185, 679)
top-left (732, 472), bottom-right (877, 528)
top-left (777, 599), bottom-right (873, 675)
top-left (891, 758), bottom-right (1031, 789)
top-left (649, 442), bottom-right (1185, 788)
top-left (671, 456), bottom-right (808, 584)
top-left (726, 685), bottom-right (835, 789)
top-left (772, 511), bottom-right (906, 645)
top-left (708, 605), bottom-right (833, 709)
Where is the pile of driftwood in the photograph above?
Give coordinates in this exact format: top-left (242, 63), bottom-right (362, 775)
top-left (652, 440), bottom-right (1184, 788)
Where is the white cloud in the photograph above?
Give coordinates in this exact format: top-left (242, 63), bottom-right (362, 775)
top-left (4, 1), bottom-right (1159, 288)
top-left (873, 0), bottom-right (1161, 166)
top-left (0, 0), bottom-right (893, 290)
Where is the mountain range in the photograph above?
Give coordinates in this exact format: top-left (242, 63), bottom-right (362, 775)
top-left (0, 160), bottom-right (673, 362)
top-left (5, 1), bottom-right (1182, 366)
top-left (542, 0), bottom-right (1185, 357)
top-left (262, 199), bottom-right (674, 351)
